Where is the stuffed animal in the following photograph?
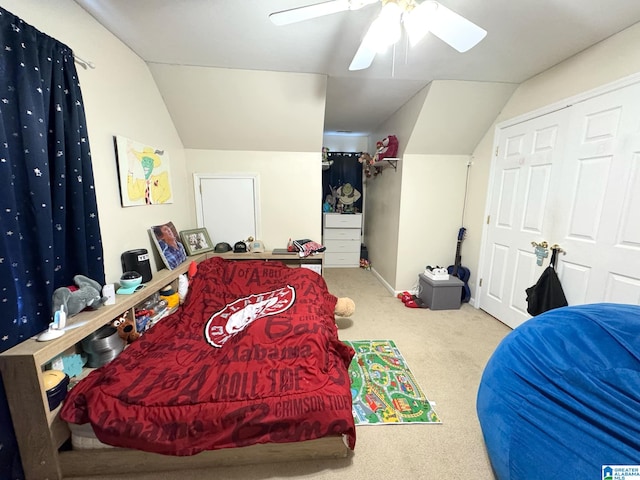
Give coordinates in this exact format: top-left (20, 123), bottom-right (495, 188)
top-left (159, 284), bottom-right (180, 309)
top-left (335, 297), bottom-right (355, 317)
top-left (358, 152), bottom-right (374, 178)
top-left (112, 313), bottom-right (140, 343)
top-left (52, 275), bottom-right (107, 318)
top-left (373, 135), bottom-right (399, 164)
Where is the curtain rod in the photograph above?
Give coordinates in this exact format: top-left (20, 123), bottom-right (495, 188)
top-left (74, 54), bottom-right (95, 70)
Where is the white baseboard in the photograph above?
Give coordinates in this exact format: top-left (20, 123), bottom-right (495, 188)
top-left (370, 267), bottom-right (394, 296)
top-left (370, 267), bottom-right (418, 297)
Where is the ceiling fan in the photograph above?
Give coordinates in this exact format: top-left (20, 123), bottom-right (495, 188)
top-left (269, 0), bottom-right (487, 71)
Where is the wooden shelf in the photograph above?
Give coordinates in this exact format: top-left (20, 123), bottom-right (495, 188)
top-left (2, 256), bottom-right (204, 367)
top-left (0, 254), bottom-right (205, 480)
top-left (207, 250), bottom-right (324, 275)
top-left (371, 157), bottom-right (399, 171)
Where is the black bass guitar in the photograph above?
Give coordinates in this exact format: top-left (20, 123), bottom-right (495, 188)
top-left (447, 227), bottom-right (471, 303)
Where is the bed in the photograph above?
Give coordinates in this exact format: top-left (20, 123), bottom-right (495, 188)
top-left (476, 303), bottom-right (640, 480)
top-left (60, 256), bottom-right (356, 468)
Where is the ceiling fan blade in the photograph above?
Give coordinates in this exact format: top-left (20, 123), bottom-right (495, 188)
top-left (424, 1), bottom-right (487, 52)
top-left (349, 42), bottom-right (376, 71)
top-left (269, 0), bottom-right (350, 26)
top-left (349, 3), bottom-right (404, 71)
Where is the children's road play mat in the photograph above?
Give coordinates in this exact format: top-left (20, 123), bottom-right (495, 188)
top-left (344, 340), bottom-right (441, 425)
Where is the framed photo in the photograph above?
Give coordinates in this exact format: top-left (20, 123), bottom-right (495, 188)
top-left (149, 221), bottom-right (188, 270)
top-left (180, 228), bottom-right (214, 256)
top-left (114, 135), bottom-right (174, 207)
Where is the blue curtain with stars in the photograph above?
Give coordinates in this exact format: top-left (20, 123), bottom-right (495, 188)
top-left (0, 8), bottom-right (105, 478)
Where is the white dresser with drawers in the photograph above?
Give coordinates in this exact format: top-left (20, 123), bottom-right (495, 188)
top-left (322, 213), bottom-right (362, 268)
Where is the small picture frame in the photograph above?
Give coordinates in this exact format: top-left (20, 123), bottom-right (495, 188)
top-left (180, 228), bottom-right (214, 256)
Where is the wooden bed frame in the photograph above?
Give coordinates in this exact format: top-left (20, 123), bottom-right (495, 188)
top-left (59, 436), bottom-right (348, 478)
top-left (0, 252), bottom-right (348, 480)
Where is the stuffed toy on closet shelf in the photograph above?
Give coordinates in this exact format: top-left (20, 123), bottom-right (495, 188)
top-left (359, 152), bottom-right (374, 178)
top-left (52, 275), bottom-right (107, 318)
top-left (335, 297), bottom-right (355, 317)
top-left (373, 135), bottom-right (399, 163)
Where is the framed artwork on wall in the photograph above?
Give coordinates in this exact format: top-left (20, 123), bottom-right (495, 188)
top-left (180, 228), bottom-right (214, 256)
top-left (149, 221), bottom-right (187, 270)
top-left (114, 135), bottom-right (174, 206)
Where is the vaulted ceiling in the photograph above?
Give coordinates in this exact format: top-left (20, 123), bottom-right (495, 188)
top-left (75, 0), bottom-right (640, 135)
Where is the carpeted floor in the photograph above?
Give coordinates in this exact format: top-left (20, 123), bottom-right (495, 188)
top-left (68, 266), bottom-right (511, 480)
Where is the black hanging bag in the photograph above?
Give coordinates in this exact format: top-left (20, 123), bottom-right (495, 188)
top-left (525, 248), bottom-right (568, 316)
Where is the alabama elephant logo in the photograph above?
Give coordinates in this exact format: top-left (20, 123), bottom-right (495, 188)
top-left (204, 285), bottom-right (295, 348)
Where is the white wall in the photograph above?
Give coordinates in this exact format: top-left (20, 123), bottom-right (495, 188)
top-left (3, 0), bottom-right (194, 283)
top-left (366, 80), bottom-right (514, 292)
top-left (149, 64), bottom-right (327, 152)
top-left (364, 84), bottom-right (429, 287)
top-left (186, 150), bottom-right (322, 249)
top-left (149, 64), bottom-right (329, 252)
top-left (405, 81), bottom-right (517, 155)
top-left (396, 154), bottom-right (470, 290)
top-left (465, 21), bottom-right (640, 301)
top-left (322, 134), bottom-right (369, 153)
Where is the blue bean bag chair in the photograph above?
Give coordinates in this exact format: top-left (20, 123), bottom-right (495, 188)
top-left (477, 303), bottom-right (640, 480)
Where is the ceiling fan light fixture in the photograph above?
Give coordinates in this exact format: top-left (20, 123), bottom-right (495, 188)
top-left (269, 0), bottom-right (487, 72)
top-left (362, 1), bottom-right (402, 52)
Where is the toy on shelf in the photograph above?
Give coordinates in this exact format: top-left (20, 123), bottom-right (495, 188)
top-left (358, 152), bottom-right (374, 178)
top-left (112, 313), bottom-right (139, 343)
top-left (159, 285), bottom-right (180, 309)
top-left (52, 275), bottom-right (107, 318)
top-left (359, 135), bottom-right (399, 178)
top-left (373, 135), bottom-right (398, 164)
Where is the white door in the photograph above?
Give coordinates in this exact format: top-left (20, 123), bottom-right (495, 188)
top-left (194, 174), bottom-right (261, 246)
top-left (480, 82), bottom-right (640, 329)
top-left (554, 83), bottom-right (640, 306)
top-left (479, 109), bottom-right (570, 328)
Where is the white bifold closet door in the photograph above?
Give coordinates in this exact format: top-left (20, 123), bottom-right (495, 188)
top-left (480, 81), bottom-right (640, 329)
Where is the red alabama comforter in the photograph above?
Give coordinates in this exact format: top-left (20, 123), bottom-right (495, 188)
top-left (60, 257), bottom-right (356, 455)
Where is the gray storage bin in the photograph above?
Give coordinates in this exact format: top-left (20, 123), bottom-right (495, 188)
top-left (418, 273), bottom-right (464, 310)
